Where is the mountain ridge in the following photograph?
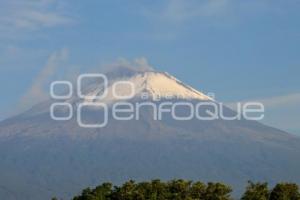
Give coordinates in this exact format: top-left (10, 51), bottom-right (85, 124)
top-left (0, 67), bottom-right (300, 200)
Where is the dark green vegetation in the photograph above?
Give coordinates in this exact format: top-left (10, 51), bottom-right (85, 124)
top-left (53, 180), bottom-right (300, 200)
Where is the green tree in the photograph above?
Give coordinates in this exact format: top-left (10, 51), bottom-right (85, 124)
top-left (167, 179), bottom-right (192, 200)
top-left (189, 181), bottom-right (206, 200)
top-left (241, 181), bottom-right (269, 200)
top-left (204, 182), bottom-right (232, 200)
top-left (134, 182), bottom-right (153, 200)
top-left (73, 187), bottom-right (95, 200)
top-left (149, 179), bottom-right (168, 200)
top-left (73, 183), bottom-right (113, 200)
top-left (93, 183), bottom-right (113, 200)
top-left (269, 183), bottom-right (300, 200)
top-left (111, 180), bottom-right (140, 200)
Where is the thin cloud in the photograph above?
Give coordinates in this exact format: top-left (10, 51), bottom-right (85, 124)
top-left (140, 0), bottom-right (231, 40)
top-left (254, 93), bottom-right (300, 108)
top-left (222, 93), bottom-right (300, 135)
top-left (20, 48), bottom-right (69, 110)
top-left (12, 10), bottom-right (73, 29)
top-left (107, 57), bottom-right (154, 72)
top-left (143, 0), bottom-right (229, 24)
top-left (0, 0), bottom-right (74, 36)
top-left (18, 56), bottom-right (153, 112)
top-left (225, 93), bottom-right (300, 109)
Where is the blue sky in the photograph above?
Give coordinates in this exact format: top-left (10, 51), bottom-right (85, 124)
top-left (0, 0), bottom-right (299, 134)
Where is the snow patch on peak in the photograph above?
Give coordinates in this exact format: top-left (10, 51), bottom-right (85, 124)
top-left (82, 71), bottom-right (212, 104)
top-left (140, 72), bottom-right (212, 101)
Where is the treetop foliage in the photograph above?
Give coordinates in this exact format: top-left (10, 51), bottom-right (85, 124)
top-left (53, 180), bottom-right (300, 200)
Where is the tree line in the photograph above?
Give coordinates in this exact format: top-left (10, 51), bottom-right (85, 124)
top-left (52, 179), bottom-right (300, 200)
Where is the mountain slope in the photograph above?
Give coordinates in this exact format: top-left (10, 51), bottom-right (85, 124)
top-left (0, 67), bottom-right (300, 200)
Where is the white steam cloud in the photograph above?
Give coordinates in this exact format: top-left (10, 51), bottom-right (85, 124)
top-left (20, 48), bottom-right (69, 109)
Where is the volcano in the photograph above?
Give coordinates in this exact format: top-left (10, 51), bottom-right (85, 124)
top-left (0, 66), bottom-right (300, 200)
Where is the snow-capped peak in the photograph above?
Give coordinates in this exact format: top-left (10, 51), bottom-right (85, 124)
top-left (80, 71), bottom-right (212, 104)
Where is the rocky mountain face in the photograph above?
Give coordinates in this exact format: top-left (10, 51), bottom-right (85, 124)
top-left (0, 67), bottom-right (300, 200)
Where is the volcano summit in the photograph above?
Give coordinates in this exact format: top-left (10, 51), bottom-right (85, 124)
top-left (0, 66), bottom-right (300, 200)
